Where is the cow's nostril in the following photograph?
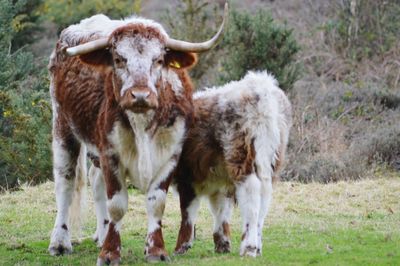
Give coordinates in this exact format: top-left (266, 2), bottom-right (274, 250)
top-left (131, 91), bottom-right (150, 100)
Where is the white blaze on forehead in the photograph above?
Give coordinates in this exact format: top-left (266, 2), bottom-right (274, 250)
top-left (115, 37), bottom-right (165, 96)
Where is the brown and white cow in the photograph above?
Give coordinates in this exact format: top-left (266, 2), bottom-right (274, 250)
top-left (173, 71), bottom-right (292, 257)
top-left (48, 6), bottom-right (227, 265)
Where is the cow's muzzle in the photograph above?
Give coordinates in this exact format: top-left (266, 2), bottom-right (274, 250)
top-left (121, 87), bottom-right (158, 113)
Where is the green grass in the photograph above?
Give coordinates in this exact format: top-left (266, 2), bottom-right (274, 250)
top-left (1, 177), bottom-right (399, 265)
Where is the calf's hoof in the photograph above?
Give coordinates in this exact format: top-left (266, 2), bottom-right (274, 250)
top-left (48, 243), bottom-right (72, 256)
top-left (173, 243), bottom-right (192, 255)
top-left (145, 254), bottom-right (171, 263)
top-left (97, 257), bottom-right (121, 266)
top-left (215, 240), bottom-right (231, 253)
top-left (240, 245), bottom-right (258, 257)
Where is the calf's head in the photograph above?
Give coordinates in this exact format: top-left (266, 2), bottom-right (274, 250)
top-left (65, 4), bottom-right (228, 114)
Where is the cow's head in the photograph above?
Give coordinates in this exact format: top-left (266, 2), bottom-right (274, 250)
top-left (64, 4), bottom-right (228, 114)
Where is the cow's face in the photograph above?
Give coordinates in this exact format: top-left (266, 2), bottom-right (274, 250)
top-left (79, 24), bottom-right (196, 114)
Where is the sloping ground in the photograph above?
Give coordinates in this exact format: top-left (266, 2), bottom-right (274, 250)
top-left (0, 177), bottom-right (399, 265)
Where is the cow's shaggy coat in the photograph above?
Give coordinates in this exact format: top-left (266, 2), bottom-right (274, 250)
top-left (48, 14), bottom-right (197, 264)
top-left (173, 71), bottom-right (292, 256)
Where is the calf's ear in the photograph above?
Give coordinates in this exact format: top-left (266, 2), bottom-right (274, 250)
top-left (78, 49), bottom-right (113, 66)
top-left (165, 50), bottom-right (197, 69)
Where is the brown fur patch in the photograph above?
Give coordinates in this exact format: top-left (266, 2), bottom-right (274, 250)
top-left (99, 222), bottom-right (121, 262)
top-left (146, 227), bottom-right (168, 257)
top-left (148, 70), bottom-right (194, 134)
top-left (165, 51), bottom-right (197, 69)
top-left (100, 154), bottom-right (121, 199)
top-left (79, 49), bottom-right (113, 66)
top-left (225, 136), bottom-right (256, 182)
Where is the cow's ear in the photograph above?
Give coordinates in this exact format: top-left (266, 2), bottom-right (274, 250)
top-left (78, 49), bottom-right (113, 66)
top-left (165, 50), bottom-right (197, 69)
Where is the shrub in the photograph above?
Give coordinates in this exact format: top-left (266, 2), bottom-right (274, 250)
top-left (41, 0), bottom-right (142, 31)
top-left (0, 0), bottom-right (52, 190)
top-left (324, 0), bottom-right (400, 61)
top-left (163, 0), bottom-right (222, 86)
top-left (218, 9), bottom-right (301, 91)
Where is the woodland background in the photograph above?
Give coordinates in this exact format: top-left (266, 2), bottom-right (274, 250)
top-left (1, 0), bottom-right (399, 190)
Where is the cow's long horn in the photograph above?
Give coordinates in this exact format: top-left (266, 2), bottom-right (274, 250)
top-left (65, 37), bottom-right (109, 57)
top-left (166, 2), bottom-right (229, 53)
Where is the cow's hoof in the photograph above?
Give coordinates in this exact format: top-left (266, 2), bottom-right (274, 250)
top-left (97, 257), bottom-right (121, 266)
top-left (240, 245), bottom-right (258, 257)
top-left (48, 243), bottom-right (72, 256)
top-left (215, 240), bottom-right (231, 254)
top-left (145, 254), bottom-right (171, 263)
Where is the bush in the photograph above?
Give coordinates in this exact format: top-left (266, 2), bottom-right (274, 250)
top-left (0, 0), bottom-right (52, 190)
top-left (41, 0), bottom-right (142, 31)
top-left (324, 0), bottom-right (400, 61)
top-left (163, 0), bottom-right (222, 86)
top-left (218, 9), bottom-right (301, 91)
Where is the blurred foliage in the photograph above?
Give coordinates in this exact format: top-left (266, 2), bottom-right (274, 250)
top-left (0, 0), bottom-right (51, 190)
top-left (0, 0), bottom-right (43, 51)
top-left (218, 9), bottom-right (301, 91)
top-left (324, 0), bottom-right (400, 61)
top-left (41, 0), bottom-right (141, 31)
top-left (164, 2), bottom-right (301, 90)
top-left (163, 0), bottom-right (222, 86)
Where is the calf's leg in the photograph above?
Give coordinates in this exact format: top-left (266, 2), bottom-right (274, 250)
top-left (257, 177), bottom-right (273, 255)
top-left (235, 173), bottom-right (261, 257)
top-left (174, 184), bottom-right (200, 255)
top-left (208, 192), bottom-right (233, 253)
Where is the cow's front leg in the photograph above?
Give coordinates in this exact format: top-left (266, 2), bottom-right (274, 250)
top-left (88, 164), bottom-right (109, 247)
top-left (97, 154), bottom-right (127, 266)
top-left (144, 164), bottom-right (174, 262)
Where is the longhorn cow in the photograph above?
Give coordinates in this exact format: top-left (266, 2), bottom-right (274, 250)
top-left (48, 5), bottom-right (228, 265)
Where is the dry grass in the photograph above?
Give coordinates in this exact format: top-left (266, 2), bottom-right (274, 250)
top-left (2, 176), bottom-right (399, 241)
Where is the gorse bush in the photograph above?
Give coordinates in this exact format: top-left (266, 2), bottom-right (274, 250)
top-left (218, 9), bottom-right (301, 91)
top-left (0, 0), bottom-right (51, 190)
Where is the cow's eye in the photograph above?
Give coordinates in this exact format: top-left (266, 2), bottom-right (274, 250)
top-left (153, 57), bottom-right (164, 66)
top-left (114, 57), bottom-right (126, 66)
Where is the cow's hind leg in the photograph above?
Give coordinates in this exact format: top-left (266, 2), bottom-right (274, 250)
top-left (208, 192), bottom-right (233, 253)
top-left (235, 173), bottom-right (261, 257)
top-left (49, 133), bottom-right (81, 256)
top-left (88, 165), bottom-right (109, 247)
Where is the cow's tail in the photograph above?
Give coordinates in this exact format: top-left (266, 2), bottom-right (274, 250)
top-left (69, 144), bottom-right (88, 242)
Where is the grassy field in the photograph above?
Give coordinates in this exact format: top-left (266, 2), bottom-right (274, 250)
top-left (0, 176), bottom-right (399, 266)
